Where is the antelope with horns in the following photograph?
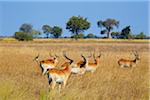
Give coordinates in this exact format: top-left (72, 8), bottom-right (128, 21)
top-left (69, 54), bottom-right (87, 75)
top-left (85, 52), bottom-right (102, 73)
top-left (118, 51), bottom-right (140, 68)
top-left (46, 52), bottom-right (74, 92)
top-left (33, 53), bottom-right (59, 75)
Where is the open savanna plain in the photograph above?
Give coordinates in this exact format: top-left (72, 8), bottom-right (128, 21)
top-left (0, 39), bottom-right (149, 100)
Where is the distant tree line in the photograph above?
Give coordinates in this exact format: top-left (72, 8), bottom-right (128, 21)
top-left (13, 16), bottom-right (148, 41)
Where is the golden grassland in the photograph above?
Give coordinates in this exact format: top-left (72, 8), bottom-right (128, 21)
top-left (0, 40), bottom-right (149, 100)
top-left (0, 37), bottom-right (149, 43)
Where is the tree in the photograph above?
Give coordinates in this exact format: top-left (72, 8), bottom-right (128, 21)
top-left (135, 32), bottom-right (146, 39)
top-left (42, 25), bottom-right (52, 38)
top-left (14, 32), bottom-right (33, 41)
top-left (32, 29), bottom-right (41, 38)
top-left (19, 23), bottom-right (33, 33)
top-left (120, 26), bottom-right (133, 39)
top-left (14, 23), bottom-right (40, 41)
top-left (52, 26), bottom-right (63, 38)
top-left (97, 18), bottom-right (119, 38)
top-left (86, 33), bottom-right (95, 38)
top-left (66, 16), bottom-right (90, 39)
top-left (111, 32), bottom-right (120, 38)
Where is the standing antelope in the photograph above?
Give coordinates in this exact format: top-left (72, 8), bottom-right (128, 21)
top-left (118, 51), bottom-right (140, 68)
top-left (69, 54), bottom-right (87, 75)
top-left (46, 52), bottom-right (74, 92)
top-left (85, 52), bottom-right (101, 73)
top-left (34, 53), bottom-right (59, 75)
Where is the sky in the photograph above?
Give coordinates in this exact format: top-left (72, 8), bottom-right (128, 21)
top-left (0, 0), bottom-right (149, 37)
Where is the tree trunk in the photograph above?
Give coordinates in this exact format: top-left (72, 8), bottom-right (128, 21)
top-left (107, 33), bottom-right (112, 39)
top-left (75, 30), bottom-right (79, 40)
top-left (46, 33), bottom-right (49, 38)
top-left (107, 29), bottom-right (112, 39)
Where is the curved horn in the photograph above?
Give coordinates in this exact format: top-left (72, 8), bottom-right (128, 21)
top-left (80, 54), bottom-right (87, 68)
top-left (63, 52), bottom-right (73, 64)
top-left (135, 51), bottom-right (138, 55)
top-left (133, 51), bottom-right (138, 56)
top-left (81, 54), bottom-right (86, 63)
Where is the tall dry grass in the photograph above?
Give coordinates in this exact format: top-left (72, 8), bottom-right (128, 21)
top-left (0, 42), bottom-right (149, 100)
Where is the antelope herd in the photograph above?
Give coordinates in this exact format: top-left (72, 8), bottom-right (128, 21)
top-left (34, 51), bottom-right (140, 92)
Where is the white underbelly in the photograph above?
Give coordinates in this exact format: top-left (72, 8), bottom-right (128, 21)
top-left (49, 74), bottom-right (64, 83)
top-left (71, 68), bottom-right (80, 74)
top-left (86, 67), bottom-right (93, 71)
top-left (42, 64), bottom-right (54, 69)
top-left (56, 78), bottom-right (64, 83)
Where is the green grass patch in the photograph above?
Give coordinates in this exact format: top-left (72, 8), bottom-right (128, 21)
top-left (0, 80), bottom-right (30, 100)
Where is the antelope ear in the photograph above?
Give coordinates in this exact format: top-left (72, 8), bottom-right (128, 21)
top-left (33, 54), bottom-right (39, 61)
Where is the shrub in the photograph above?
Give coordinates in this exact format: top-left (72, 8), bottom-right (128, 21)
top-left (14, 32), bottom-right (33, 41)
top-left (86, 33), bottom-right (95, 38)
top-left (135, 32), bottom-right (146, 39)
top-left (71, 33), bottom-right (85, 39)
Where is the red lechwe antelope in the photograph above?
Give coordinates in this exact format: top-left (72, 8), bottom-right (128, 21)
top-left (46, 52), bottom-right (74, 92)
top-left (34, 53), bottom-right (59, 75)
top-left (85, 52), bottom-right (102, 73)
top-left (69, 54), bottom-right (87, 75)
top-left (118, 51), bottom-right (140, 68)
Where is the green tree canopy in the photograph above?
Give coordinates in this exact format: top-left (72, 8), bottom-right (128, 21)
top-left (32, 29), bottom-right (41, 38)
top-left (19, 23), bottom-right (33, 33)
top-left (111, 32), bottom-right (120, 38)
top-left (14, 23), bottom-right (40, 41)
top-left (97, 18), bottom-right (119, 38)
top-left (135, 32), bottom-right (146, 39)
top-left (86, 33), bottom-right (95, 38)
top-left (14, 32), bottom-right (33, 41)
top-left (66, 16), bottom-right (90, 39)
top-left (42, 25), bottom-right (52, 38)
top-left (71, 33), bottom-right (85, 39)
top-left (52, 26), bottom-right (63, 38)
top-left (120, 26), bottom-right (131, 39)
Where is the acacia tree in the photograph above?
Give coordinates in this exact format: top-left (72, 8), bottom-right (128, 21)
top-left (52, 26), bottom-right (62, 38)
top-left (66, 16), bottom-right (90, 39)
top-left (42, 25), bottom-right (52, 38)
top-left (97, 18), bottom-right (119, 38)
top-left (19, 23), bottom-right (33, 33)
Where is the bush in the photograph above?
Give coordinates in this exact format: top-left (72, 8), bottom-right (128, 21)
top-left (71, 33), bottom-right (85, 39)
top-left (14, 32), bottom-right (33, 41)
top-left (135, 32), bottom-right (146, 39)
top-left (86, 33), bottom-right (95, 38)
